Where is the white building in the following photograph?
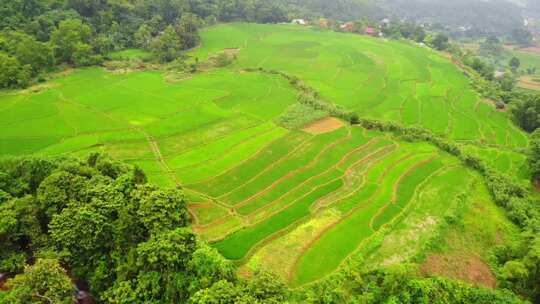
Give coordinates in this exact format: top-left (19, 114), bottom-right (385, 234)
top-left (292, 19), bottom-right (307, 26)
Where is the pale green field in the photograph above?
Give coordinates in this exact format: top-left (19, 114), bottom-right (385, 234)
top-left (0, 23), bottom-right (524, 286)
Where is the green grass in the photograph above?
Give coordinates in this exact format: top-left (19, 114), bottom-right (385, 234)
top-left (108, 48), bottom-right (152, 60)
top-left (191, 23), bottom-right (527, 148)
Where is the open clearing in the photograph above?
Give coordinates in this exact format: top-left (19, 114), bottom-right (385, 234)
top-left (303, 117), bottom-right (344, 134)
top-left (0, 23), bottom-right (525, 286)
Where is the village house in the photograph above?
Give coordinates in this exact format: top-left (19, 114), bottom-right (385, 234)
top-left (291, 19), bottom-right (307, 26)
top-left (340, 22), bottom-right (355, 32)
top-left (364, 27), bottom-right (377, 36)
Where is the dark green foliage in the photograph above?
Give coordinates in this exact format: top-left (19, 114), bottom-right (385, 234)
top-left (528, 130), bottom-right (540, 182)
top-left (0, 0), bottom-right (291, 88)
top-left (190, 271), bottom-right (287, 304)
top-left (509, 57), bottom-right (521, 71)
top-left (4, 259), bottom-right (75, 304)
top-left (0, 154), bottom-right (224, 302)
top-left (214, 52), bottom-right (235, 67)
top-left (479, 36), bottom-right (504, 59)
top-left (151, 25), bottom-right (184, 63)
top-left (510, 93), bottom-right (540, 133)
top-left (464, 56), bottom-right (495, 80)
top-left (497, 74), bottom-right (516, 92)
top-left (0, 52), bottom-right (31, 88)
top-left (0, 30), bottom-right (54, 74)
top-left (297, 264), bottom-right (526, 304)
top-left (511, 28), bottom-right (533, 46)
top-left (50, 18), bottom-right (93, 63)
top-left (431, 34), bottom-right (450, 51)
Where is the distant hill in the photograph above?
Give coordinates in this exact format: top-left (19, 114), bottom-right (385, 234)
top-left (278, 0), bottom-right (381, 20)
top-left (377, 0), bottom-right (523, 37)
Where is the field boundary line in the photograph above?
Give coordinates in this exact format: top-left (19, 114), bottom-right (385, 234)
top-left (160, 119), bottom-right (267, 158)
top-left (368, 155), bottom-right (437, 230)
top-left (186, 133), bottom-right (311, 191)
top-left (240, 138), bottom-right (380, 218)
top-left (315, 145), bottom-right (405, 211)
top-left (311, 145), bottom-right (397, 212)
top-left (245, 146), bottom-right (383, 224)
top-left (231, 128), bottom-right (352, 208)
top-left (343, 162), bottom-right (458, 269)
top-left (287, 152), bottom-right (423, 283)
top-left (169, 126), bottom-right (279, 172)
top-left (291, 161), bottom-right (455, 288)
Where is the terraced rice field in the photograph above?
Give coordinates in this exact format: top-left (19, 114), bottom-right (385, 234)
top-left (191, 23), bottom-right (528, 148)
top-left (0, 23), bottom-right (528, 285)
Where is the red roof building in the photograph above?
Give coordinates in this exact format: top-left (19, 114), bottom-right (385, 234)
top-left (364, 27), bottom-right (377, 36)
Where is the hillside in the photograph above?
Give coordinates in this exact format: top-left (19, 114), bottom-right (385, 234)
top-left (0, 22), bottom-right (530, 293)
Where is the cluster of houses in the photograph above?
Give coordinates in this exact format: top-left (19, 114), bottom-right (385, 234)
top-left (291, 18), bottom-right (390, 38)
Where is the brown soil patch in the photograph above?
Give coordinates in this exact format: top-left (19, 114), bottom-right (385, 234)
top-left (188, 202), bottom-right (214, 209)
top-left (518, 76), bottom-right (540, 91)
top-left (420, 253), bottom-right (496, 288)
top-left (303, 117), bottom-right (344, 135)
top-left (224, 48), bottom-right (240, 55)
top-left (520, 46), bottom-right (540, 54)
top-left (503, 44), bottom-right (517, 51)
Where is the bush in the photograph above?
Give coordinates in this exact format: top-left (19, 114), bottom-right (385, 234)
top-left (0, 52), bottom-right (31, 88)
top-left (213, 52), bottom-right (234, 67)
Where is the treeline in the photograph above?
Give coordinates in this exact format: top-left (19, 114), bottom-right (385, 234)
top-left (0, 0), bottom-right (289, 89)
top-left (0, 155), bottom-right (527, 304)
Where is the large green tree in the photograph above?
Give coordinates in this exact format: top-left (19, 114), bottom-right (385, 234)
top-left (510, 93), bottom-right (540, 132)
top-left (3, 259), bottom-right (75, 304)
top-left (151, 25), bottom-right (183, 63)
top-left (0, 52), bottom-right (31, 88)
top-left (50, 18), bottom-right (93, 63)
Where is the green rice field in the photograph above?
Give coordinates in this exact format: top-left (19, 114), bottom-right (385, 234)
top-left (0, 23), bottom-right (528, 286)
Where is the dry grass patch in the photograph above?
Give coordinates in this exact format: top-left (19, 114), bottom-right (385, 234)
top-left (303, 117), bottom-right (344, 135)
top-left (239, 209), bottom-right (341, 282)
top-left (520, 46), bottom-right (540, 54)
top-left (517, 75), bottom-right (540, 91)
top-left (420, 252), bottom-right (496, 288)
